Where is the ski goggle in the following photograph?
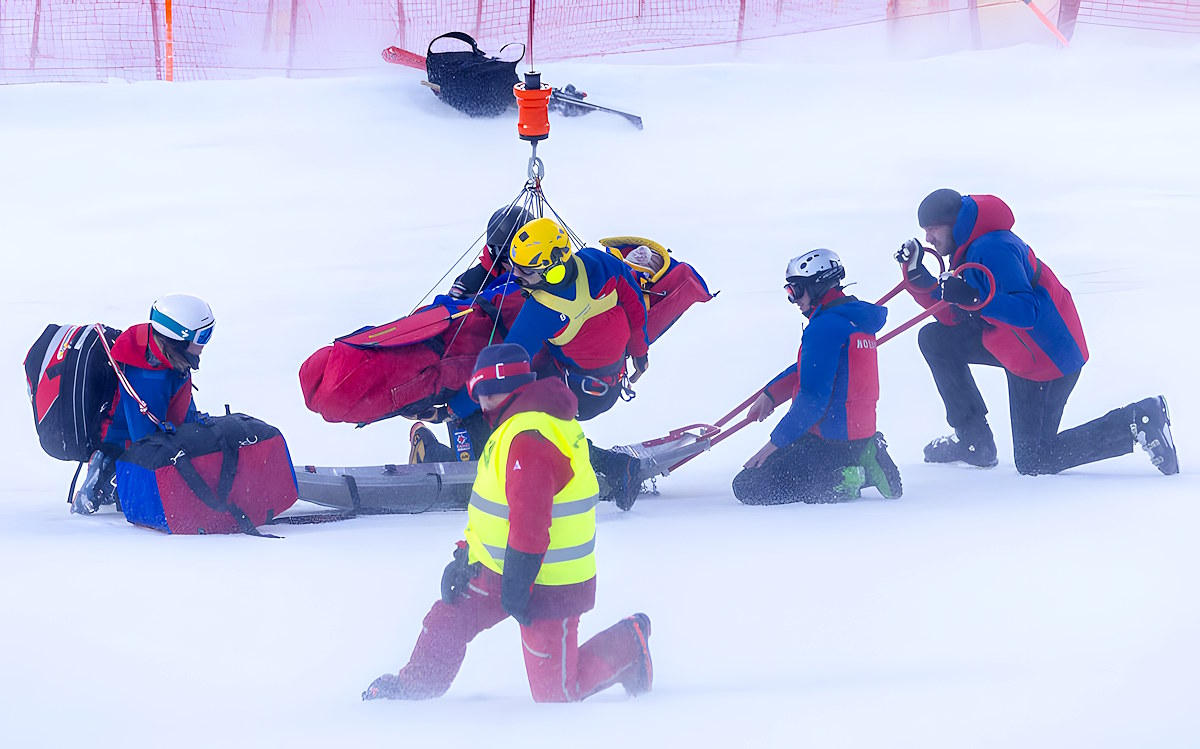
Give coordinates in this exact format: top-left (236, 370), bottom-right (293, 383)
top-left (784, 281), bottom-right (808, 305)
top-left (151, 308), bottom-right (215, 345)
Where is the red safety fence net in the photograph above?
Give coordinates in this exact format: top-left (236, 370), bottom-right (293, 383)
top-left (2, 1), bottom-right (1197, 84)
top-left (1078, 0), bottom-right (1200, 31)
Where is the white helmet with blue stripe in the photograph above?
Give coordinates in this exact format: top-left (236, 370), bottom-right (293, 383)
top-left (150, 293), bottom-right (215, 346)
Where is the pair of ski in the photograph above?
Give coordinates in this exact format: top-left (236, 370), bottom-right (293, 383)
top-left (383, 45), bottom-right (642, 130)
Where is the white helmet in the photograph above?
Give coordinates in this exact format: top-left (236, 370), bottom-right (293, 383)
top-left (150, 293), bottom-right (215, 346)
top-left (786, 249), bottom-right (845, 283)
top-left (785, 249), bottom-right (846, 304)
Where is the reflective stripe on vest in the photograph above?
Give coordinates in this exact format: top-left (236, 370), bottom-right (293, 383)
top-left (464, 410), bottom-right (599, 586)
top-left (530, 255), bottom-right (619, 347)
top-left (476, 536), bottom-right (597, 567)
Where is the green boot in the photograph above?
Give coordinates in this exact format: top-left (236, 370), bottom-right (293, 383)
top-left (860, 432), bottom-right (903, 499)
top-left (832, 465), bottom-right (866, 502)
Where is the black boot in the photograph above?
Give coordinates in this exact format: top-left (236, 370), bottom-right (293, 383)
top-left (924, 420), bottom-right (998, 468)
top-left (1131, 396), bottom-right (1179, 475)
top-left (410, 422), bottom-right (455, 464)
top-left (588, 441), bottom-right (642, 511)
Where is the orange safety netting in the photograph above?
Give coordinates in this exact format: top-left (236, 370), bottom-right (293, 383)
top-left (1, 0), bottom-right (1197, 85)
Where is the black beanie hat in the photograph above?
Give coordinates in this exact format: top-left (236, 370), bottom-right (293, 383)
top-left (917, 189), bottom-right (963, 228)
top-left (468, 343), bottom-right (536, 400)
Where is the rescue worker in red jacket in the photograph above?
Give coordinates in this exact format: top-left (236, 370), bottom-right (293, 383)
top-left (447, 217), bottom-right (650, 422)
top-left (898, 189), bottom-right (1177, 475)
top-left (364, 343), bottom-right (653, 703)
top-left (73, 294), bottom-right (215, 515)
top-left (735, 250), bottom-right (901, 505)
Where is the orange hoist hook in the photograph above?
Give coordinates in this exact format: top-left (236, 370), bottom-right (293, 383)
top-left (515, 70), bottom-right (552, 181)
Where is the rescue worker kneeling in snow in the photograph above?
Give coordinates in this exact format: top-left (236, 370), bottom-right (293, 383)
top-left (734, 250), bottom-right (903, 505)
top-left (363, 343), bottom-right (653, 703)
top-left (425, 217), bottom-right (651, 508)
top-left (73, 293), bottom-right (215, 514)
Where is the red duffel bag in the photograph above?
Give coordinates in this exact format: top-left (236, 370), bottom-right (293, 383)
top-left (115, 413), bottom-right (298, 535)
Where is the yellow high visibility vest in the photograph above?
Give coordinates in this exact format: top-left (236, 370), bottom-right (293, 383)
top-left (465, 410), bottom-right (599, 586)
top-left (531, 255), bottom-right (619, 347)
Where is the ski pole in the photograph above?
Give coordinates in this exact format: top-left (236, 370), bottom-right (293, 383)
top-left (876, 262), bottom-right (996, 346)
top-left (1020, 0), bottom-right (1071, 46)
top-left (550, 88), bottom-right (643, 129)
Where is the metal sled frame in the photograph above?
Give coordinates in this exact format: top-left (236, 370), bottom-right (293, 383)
top-left (291, 462), bottom-right (477, 517)
top-left (287, 427), bottom-right (715, 520)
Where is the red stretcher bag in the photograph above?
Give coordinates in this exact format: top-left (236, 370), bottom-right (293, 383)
top-left (299, 293), bottom-right (524, 425)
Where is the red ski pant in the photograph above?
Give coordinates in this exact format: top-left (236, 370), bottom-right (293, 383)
top-left (393, 573), bottom-right (642, 702)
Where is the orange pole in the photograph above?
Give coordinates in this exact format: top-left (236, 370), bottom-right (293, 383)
top-left (1021, 0), bottom-right (1070, 47)
top-left (165, 0), bottom-right (174, 81)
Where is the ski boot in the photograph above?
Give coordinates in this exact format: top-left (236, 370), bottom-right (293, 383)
top-left (548, 84), bottom-right (590, 117)
top-left (409, 422), bottom-right (455, 464)
top-left (621, 613), bottom-right (653, 697)
top-left (589, 442), bottom-right (642, 511)
top-left (860, 432), bottom-right (903, 499)
top-left (72, 450), bottom-right (116, 515)
top-left (362, 673), bottom-right (401, 701)
top-left (924, 421), bottom-right (998, 468)
top-left (1131, 396), bottom-right (1178, 475)
top-left (829, 465), bottom-right (866, 503)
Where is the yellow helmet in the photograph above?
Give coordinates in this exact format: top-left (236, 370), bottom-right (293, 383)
top-left (509, 217), bottom-right (572, 271)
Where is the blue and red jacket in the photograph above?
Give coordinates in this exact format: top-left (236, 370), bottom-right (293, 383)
top-left (762, 290), bottom-right (887, 447)
top-left (101, 323), bottom-right (198, 447)
top-left (449, 248), bottom-right (648, 418)
top-left (909, 195), bottom-right (1089, 382)
top-left (506, 247), bottom-right (649, 366)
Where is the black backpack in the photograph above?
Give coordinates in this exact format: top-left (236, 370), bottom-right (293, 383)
top-left (24, 323), bottom-right (122, 462)
top-left (425, 32), bottom-right (523, 118)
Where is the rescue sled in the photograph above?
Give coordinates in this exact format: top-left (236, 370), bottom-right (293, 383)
top-left (289, 425), bottom-right (716, 516)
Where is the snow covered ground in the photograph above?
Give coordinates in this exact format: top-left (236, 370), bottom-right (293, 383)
top-left (2, 22), bottom-right (1198, 749)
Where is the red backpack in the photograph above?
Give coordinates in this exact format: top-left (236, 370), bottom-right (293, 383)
top-left (24, 323), bottom-right (122, 462)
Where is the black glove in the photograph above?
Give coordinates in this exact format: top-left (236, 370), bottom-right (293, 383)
top-left (629, 354), bottom-right (649, 383)
top-left (362, 673), bottom-right (401, 701)
top-left (440, 541), bottom-right (477, 603)
top-left (895, 238), bottom-right (925, 278)
top-left (939, 274), bottom-right (981, 306)
top-left (500, 546), bottom-right (543, 627)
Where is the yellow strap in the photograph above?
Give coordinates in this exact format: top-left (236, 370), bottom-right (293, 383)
top-left (530, 255), bottom-right (619, 346)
